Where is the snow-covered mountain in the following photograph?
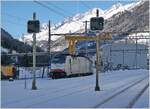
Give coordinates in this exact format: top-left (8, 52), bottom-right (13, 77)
top-left (20, 0), bottom-right (149, 51)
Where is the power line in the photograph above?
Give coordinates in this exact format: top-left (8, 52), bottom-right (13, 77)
top-left (2, 12), bottom-right (27, 21)
top-left (79, 1), bottom-right (91, 10)
top-left (1, 13), bottom-right (27, 30)
top-left (45, 1), bottom-right (72, 16)
top-left (2, 19), bottom-right (26, 27)
top-left (34, 1), bottom-right (81, 26)
top-left (1, 19), bottom-right (26, 38)
top-left (34, 1), bottom-right (66, 18)
top-left (46, 1), bottom-right (82, 25)
top-left (1, 12), bottom-right (26, 27)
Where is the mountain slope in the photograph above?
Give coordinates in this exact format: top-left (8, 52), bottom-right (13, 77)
top-left (1, 28), bottom-right (43, 53)
top-left (1, 28), bottom-right (49, 66)
top-left (21, 1), bottom-right (149, 52)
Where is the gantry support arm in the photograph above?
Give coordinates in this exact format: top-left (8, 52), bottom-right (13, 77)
top-left (65, 33), bottom-right (112, 55)
top-left (68, 39), bottom-right (77, 55)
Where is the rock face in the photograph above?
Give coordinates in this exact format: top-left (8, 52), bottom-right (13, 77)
top-left (104, 1), bottom-right (149, 32)
top-left (21, 1), bottom-right (149, 52)
top-left (1, 28), bottom-right (32, 53)
top-left (1, 28), bottom-right (43, 53)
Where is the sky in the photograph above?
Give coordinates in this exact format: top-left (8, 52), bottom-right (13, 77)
top-left (1, 0), bottom-right (135, 39)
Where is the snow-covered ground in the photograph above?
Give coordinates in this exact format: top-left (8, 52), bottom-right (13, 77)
top-left (1, 69), bottom-right (149, 108)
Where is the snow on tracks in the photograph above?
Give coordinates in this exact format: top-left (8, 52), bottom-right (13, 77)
top-left (1, 69), bottom-right (149, 108)
top-left (94, 75), bottom-right (148, 108)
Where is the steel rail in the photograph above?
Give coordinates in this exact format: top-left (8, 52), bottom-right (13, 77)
top-left (93, 76), bottom-right (148, 108)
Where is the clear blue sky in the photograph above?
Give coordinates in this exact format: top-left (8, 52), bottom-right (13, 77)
top-left (1, 1), bottom-right (135, 38)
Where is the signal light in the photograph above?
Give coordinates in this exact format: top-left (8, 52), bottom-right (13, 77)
top-left (27, 20), bottom-right (40, 33)
top-left (90, 17), bottom-right (104, 30)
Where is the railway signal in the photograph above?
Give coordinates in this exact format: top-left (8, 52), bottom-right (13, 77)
top-left (65, 9), bottom-right (107, 91)
top-left (90, 17), bottom-right (104, 30)
top-left (27, 12), bottom-right (40, 90)
top-left (90, 8), bottom-right (104, 31)
top-left (92, 9), bottom-right (104, 91)
top-left (27, 20), bottom-right (40, 33)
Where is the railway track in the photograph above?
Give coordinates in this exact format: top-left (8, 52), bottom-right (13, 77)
top-left (126, 83), bottom-right (149, 108)
top-left (3, 72), bottom-right (148, 108)
top-left (93, 76), bottom-right (148, 108)
top-left (25, 84), bottom-right (94, 108)
top-left (26, 74), bottom-right (148, 107)
top-left (3, 76), bottom-right (94, 105)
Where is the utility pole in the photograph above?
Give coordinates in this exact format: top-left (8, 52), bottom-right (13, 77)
top-left (123, 49), bottom-right (125, 68)
top-left (24, 74), bottom-right (27, 89)
top-left (84, 20), bottom-right (88, 56)
top-left (48, 20), bottom-right (51, 72)
top-left (83, 20), bottom-right (90, 55)
top-left (85, 21), bottom-right (88, 34)
top-left (135, 33), bottom-right (138, 69)
top-left (95, 9), bottom-right (100, 91)
top-left (23, 35), bottom-right (27, 89)
top-left (32, 12), bottom-right (37, 90)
